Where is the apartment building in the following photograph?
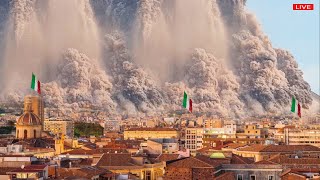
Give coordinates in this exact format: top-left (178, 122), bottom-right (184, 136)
top-left (185, 128), bottom-right (204, 156)
top-left (204, 119), bottom-right (223, 128)
top-left (284, 128), bottom-right (320, 147)
top-left (124, 128), bottom-right (179, 140)
top-left (43, 118), bottom-right (74, 138)
top-left (237, 124), bottom-right (267, 139)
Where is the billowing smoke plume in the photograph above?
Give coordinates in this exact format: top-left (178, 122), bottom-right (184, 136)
top-left (42, 48), bottom-right (116, 114)
top-left (104, 32), bottom-right (165, 114)
top-left (185, 49), bottom-right (244, 117)
top-left (0, 0), bottom-right (317, 118)
top-left (0, 0), bottom-right (101, 93)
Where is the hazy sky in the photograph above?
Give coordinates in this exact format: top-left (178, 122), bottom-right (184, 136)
top-left (246, 0), bottom-right (319, 94)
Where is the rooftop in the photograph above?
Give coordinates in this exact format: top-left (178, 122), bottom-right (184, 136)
top-left (230, 154), bottom-right (254, 164)
top-left (268, 154), bottom-right (320, 165)
top-left (61, 148), bottom-right (129, 155)
top-left (166, 157), bottom-right (213, 168)
top-left (238, 144), bottom-right (320, 153)
top-left (156, 154), bottom-right (180, 162)
top-left (95, 153), bottom-right (134, 167)
top-left (195, 155), bottom-right (228, 168)
top-left (57, 167), bottom-right (113, 179)
top-left (125, 128), bottom-right (177, 131)
top-left (7, 165), bottom-right (47, 174)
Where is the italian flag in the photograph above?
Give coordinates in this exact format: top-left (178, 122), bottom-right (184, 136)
top-left (182, 91), bottom-right (192, 113)
top-left (291, 96), bottom-right (301, 118)
top-left (31, 73), bottom-right (41, 94)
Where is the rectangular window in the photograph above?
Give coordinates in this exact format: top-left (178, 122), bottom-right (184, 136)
top-left (268, 175), bottom-right (274, 180)
top-left (237, 174), bottom-right (243, 180)
top-left (250, 175), bottom-right (256, 180)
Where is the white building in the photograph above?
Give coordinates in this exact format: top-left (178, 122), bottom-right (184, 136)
top-left (224, 120), bottom-right (237, 134)
top-left (285, 128), bottom-right (320, 147)
top-left (0, 144), bottom-right (23, 154)
top-left (145, 138), bottom-right (179, 154)
top-left (203, 120), bottom-right (237, 138)
top-left (185, 128), bottom-right (203, 156)
top-left (43, 118), bottom-right (74, 138)
top-left (104, 119), bottom-right (121, 132)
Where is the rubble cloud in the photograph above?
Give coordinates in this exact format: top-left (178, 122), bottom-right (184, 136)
top-left (0, 0), bottom-right (316, 117)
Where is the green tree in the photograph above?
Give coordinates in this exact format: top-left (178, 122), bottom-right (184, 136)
top-left (74, 122), bottom-right (103, 137)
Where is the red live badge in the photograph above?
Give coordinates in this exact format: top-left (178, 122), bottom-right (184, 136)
top-left (293, 4), bottom-right (314, 10)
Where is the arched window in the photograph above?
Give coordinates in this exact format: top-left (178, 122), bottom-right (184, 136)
top-left (24, 130), bottom-right (28, 139)
top-left (34, 130), bottom-right (37, 138)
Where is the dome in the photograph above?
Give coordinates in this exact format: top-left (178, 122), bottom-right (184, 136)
top-left (17, 111), bottom-right (42, 125)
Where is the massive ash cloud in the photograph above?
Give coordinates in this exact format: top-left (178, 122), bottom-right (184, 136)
top-left (0, 0), bottom-right (316, 117)
top-left (42, 49), bottom-right (116, 114)
top-left (104, 32), bottom-right (165, 114)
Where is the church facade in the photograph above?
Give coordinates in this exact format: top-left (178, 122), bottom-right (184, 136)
top-left (16, 95), bottom-right (44, 139)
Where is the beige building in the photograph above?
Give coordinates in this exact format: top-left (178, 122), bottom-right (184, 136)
top-left (55, 134), bottom-right (65, 155)
top-left (284, 128), bottom-right (320, 147)
top-left (124, 128), bottom-right (179, 140)
top-left (96, 153), bottom-right (165, 180)
top-left (145, 138), bottom-right (179, 154)
top-left (16, 98), bottom-right (42, 139)
top-left (236, 124), bottom-right (267, 139)
top-left (233, 144), bottom-right (320, 162)
top-left (204, 119), bottom-right (223, 128)
top-left (44, 118), bottom-right (74, 138)
top-left (24, 95), bottom-right (44, 126)
top-left (185, 128), bottom-right (204, 156)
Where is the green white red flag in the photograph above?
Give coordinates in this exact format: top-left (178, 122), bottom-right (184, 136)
top-left (291, 96), bottom-right (301, 118)
top-left (182, 91), bottom-right (192, 113)
top-left (31, 73), bottom-right (41, 94)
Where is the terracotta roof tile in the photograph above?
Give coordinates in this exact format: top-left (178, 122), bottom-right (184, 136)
top-left (7, 165), bottom-right (47, 174)
top-left (156, 154), bottom-right (180, 162)
top-left (192, 168), bottom-right (215, 180)
top-left (237, 144), bottom-right (266, 152)
top-left (57, 167), bottom-right (113, 179)
top-left (61, 148), bottom-right (128, 155)
top-left (126, 128), bottom-right (177, 131)
top-left (290, 168), bottom-right (320, 173)
top-left (95, 153), bottom-right (134, 167)
top-left (166, 157), bottom-right (213, 168)
top-left (238, 144), bottom-right (320, 153)
top-left (280, 168), bottom-right (317, 178)
top-left (230, 154), bottom-right (254, 164)
top-left (61, 149), bottom-right (90, 155)
top-left (214, 172), bottom-right (235, 180)
top-left (222, 143), bottom-right (247, 150)
top-left (91, 148), bottom-right (128, 154)
top-left (261, 145), bottom-right (320, 152)
top-left (0, 167), bottom-right (18, 175)
top-left (253, 160), bottom-right (279, 165)
top-left (195, 155), bottom-right (227, 168)
top-left (268, 154), bottom-right (320, 165)
top-left (60, 158), bottom-right (93, 168)
top-left (78, 166), bottom-right (110, 176)
top-left (165, 157), bottom-right (216, 180)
